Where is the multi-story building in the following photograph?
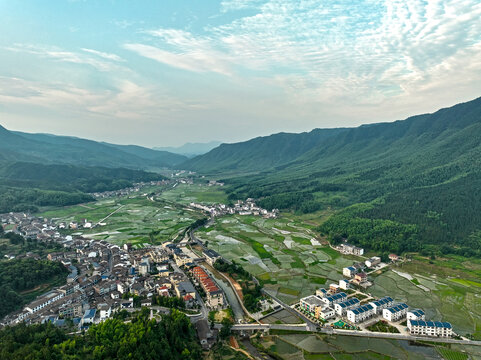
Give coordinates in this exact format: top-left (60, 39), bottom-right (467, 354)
top-left (382, 303), bottom-right (408, 322)
top-left (322, 292), bottom-right (347, 307)
top-left (346, 304), bottom-right (375, 323)
top-left (369, 296), bottom-right (394, 314)
top-left (316, 306), bottom-right (336, 321)
top-left (343, 266), bottom-right (357, 278)
top-left (316, 288), bottom-right (328, 298)
top-left (408, 320), bottom-right (453, 337)
top-left (365, 256), bottom-right (381, 268)
top-left (299, 295), bottom-right (324, 317)
top-left (339, 279), bottom-right (350, 290)
top-left (334, 297), bottom-right (360, 316)
top-left (191, 266), bottom-right (224, 309)
top-left (407, 309), bottom-right (425, 321)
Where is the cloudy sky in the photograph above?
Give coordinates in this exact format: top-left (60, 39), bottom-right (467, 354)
top-left (0, 0), bottom-right (480, 147)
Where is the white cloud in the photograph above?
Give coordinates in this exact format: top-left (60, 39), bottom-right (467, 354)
top-left (81, 48), bottom-right (124, 62)
top-left (124, 0), bottom-right (481, 112)
top-left (4, 44), bottom-right (122, 72)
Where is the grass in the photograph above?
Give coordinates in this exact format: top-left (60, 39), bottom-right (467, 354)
top-left (436, 347), bottom-right (468, 360)
top-left (367, 321), bottom-right (400, 334)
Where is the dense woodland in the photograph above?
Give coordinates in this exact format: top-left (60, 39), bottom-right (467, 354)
top-left (0, 125), bottom-right (173, 213)
top-left (0, 309), bottom-right (202, 360)
top-left (197, 98), bottom-right (481, 257)
top-left (0, 258), bottom-right (68, 318)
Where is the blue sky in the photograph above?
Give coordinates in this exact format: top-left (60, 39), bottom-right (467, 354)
top-left (0, 0), bottom-right (480, 147)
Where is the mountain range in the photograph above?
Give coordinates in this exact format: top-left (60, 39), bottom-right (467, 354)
top-left (185, 97), bottom-right (481, 256)
top-left (0, 128), bottom-right (187, 169)
top-left (0, 126), bottom-right (186, 213)
top-left (154, 141), bottom-right (222, 157)
top-left (1, 97), bottom-right (480, 256)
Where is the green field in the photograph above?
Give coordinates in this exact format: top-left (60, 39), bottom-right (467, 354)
top-left (195, 214), bottom-right (357, 303)
top-left (257, 334), bottom-right (444, 360)
top-left (38, 191), bottom-right (205, 246)
top-left (156, 183), bottom-right (228, 205)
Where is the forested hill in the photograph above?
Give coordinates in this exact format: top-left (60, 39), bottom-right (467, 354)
top-left (0, 126), bottom-right (175, 213)
top-left (206, 97), bottom-right (481, 257)
top-left (0, 127), bottom-right (187, 170)
top-left (182, 128), bottom-right (347, 174)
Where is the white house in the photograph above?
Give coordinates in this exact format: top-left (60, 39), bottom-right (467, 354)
top-left (98, 303), bottom-right (112, 321)
top-left (382, 303), bottom-right (408, 322)
top-left (317, 306), bottom-right (336, 320)
top-left (365, 256), bottom-right (381, 268)
top-left (339, 279), bottom-right (350, 290)
top-left (407, 309), bottom-right (426, 321)
top-left (316, 288), bottom-right (328, 298)
top-left (369, 296), bottom-right (394, 314)
top-left (346, 304), bottom-right (375, 323)
top-left (408, 320), bottom-right (453, 337)
top-left (343, 266), bottom-right (356, 278)
top-left (334, 297), bottom-right (360, 316)
top-left (322, 292), bottom-right (347, 307)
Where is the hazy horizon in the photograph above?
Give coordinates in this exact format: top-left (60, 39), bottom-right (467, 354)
top-left (1, 0), bottom-right (480, 147)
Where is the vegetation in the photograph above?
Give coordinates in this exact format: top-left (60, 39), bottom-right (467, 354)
top-left (0, 258), bottom-right (68, 318)
top-left (188, 97), bottom-right (481, 256)
top-left (0, 308), bottom-right (201, 359)
top-left (366, 321), bottom-right (400, 333)
top-left (152, 295), bottom-right (185, 309)
top-left (214, 259), bottom-right (263, 312)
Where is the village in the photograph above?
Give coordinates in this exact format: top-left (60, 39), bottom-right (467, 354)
top-left (189, 198), bottom-right (279, 218)
top-left (0, 208), bottom-right (465, 350)
top-left (295, 252), bottom-right (455, 338)
top-left (0, 211), bottom-right (232, 348)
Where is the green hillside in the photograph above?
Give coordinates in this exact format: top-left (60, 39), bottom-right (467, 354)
top-left (0, 126), bottom-right (174, 213)
top-left (182, 128), bottom-right (347, 174)
top-left (7, 130), bottom-right (187, 169)
top-left (190, 97), bottom-right (481, 256)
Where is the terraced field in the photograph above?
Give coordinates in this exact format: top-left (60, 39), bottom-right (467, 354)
top-left (370, 261), bottom-right (481, 339)
top-left (38, 195), bottom-right (204, 247)
top-left (195, 215), bottom-right (358, 303)
top-left (259, 334), bottom-right (444, 359)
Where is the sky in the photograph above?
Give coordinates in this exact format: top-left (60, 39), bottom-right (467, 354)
top-left (0, 0), bottom-right (480, 147)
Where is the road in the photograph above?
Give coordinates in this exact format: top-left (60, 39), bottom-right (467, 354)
top-left (231, 323), bottom-right (481, 346)
top-left (169, 260), bottom-right (209, 322)
top-left (261, 289), bottom-right (318, 331)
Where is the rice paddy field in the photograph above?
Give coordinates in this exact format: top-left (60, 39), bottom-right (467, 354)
top-left (38, 194), bottom-right (205, 247)
top-left (370, 261), bottom-right (481, 339)
top-left (194, 214), bottom-right (358, 304)
top-left (258, 334), bottom-right (456, 359)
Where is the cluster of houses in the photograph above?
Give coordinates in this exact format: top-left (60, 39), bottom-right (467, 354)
top-left (90, 180), bottom-right (169, 199)
top-left (1, 212), bottom-right (60, 243)
top-left (298, 286), bottom-right (453, 338)
top-left (189, 199), bottom-right (278, 218)
top-left (336, 243), bottom-right (365, 256)
top-left (0, 213), bottom-right (227, 331)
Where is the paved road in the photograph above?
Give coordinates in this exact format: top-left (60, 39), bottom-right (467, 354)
top-left (261, 289), bottom-right (318, 331)
top-left (231, 323), bottom-right (481, 346)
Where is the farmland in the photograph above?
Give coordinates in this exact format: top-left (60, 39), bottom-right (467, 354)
top-left (255, 334), bottom-right (447, 359)
top-left (194, 214), bottom-right (358, 304)
top-left (38, 192), bottom-right (205, 247)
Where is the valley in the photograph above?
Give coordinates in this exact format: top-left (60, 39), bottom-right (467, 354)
top-left (32, 181), bottom-right (481, 341)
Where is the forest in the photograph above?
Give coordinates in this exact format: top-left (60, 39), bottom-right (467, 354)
top-left (0, 309), bottom-right (201, 360)
top-left (0, 258), bottom-right (68, 318)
